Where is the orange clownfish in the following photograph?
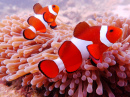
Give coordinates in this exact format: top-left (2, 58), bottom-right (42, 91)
top-left (23, 3), bottom-right (59, 40)
top-left (38, 21), bottom-right (122, 78)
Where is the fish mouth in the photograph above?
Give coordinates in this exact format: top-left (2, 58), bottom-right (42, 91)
top-left (118, 28), bottom-right (123, 40)
top-left (113, 28), bottom-right (123, 42)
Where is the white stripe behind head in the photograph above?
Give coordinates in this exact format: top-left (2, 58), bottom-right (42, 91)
top-left (48, 5), bottom-right (57, 16)
top-left (100, 25), bottom-right (113, 47)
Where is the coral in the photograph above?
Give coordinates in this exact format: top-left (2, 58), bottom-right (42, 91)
top-left (0, 13), bottom-right (130, 97)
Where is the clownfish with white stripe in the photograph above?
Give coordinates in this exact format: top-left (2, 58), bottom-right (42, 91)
top-left (38, 21), bottom-right (122, 78)
top-left (23, 3), bottom-right (59, 40)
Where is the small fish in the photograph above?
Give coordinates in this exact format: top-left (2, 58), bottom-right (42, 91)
top-left (38, 21), bottom-right (122, 78)
top-left (23, 3), bottom-right (59, 40)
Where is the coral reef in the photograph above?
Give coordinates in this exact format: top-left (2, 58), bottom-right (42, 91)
top-left (0, 13), bottom-right (130, 97)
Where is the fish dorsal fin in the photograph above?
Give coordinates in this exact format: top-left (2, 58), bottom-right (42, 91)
top-left (33, 3), bottom-right (43, 14)
top-left (74, 21), bottom-right (90, 37)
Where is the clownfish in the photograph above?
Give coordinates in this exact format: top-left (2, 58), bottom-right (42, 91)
top-left (23, 3), bottom-right (59, 40)
top-left (38, 21), bottom-right (122, 78)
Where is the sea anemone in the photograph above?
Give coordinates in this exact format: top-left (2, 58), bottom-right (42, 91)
top-left (0, 13), bottom-right (130, 97)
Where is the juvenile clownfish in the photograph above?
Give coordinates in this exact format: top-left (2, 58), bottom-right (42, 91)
top-left (38, 21), bottom-right (122, 78)
top-left (23, 3), bottom-right (59, 40)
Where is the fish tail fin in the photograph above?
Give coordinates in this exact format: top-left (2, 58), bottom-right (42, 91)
top-left (38, 59), bottom-right (59, 78)
top-left (23, 28), bottom-right (36, 40)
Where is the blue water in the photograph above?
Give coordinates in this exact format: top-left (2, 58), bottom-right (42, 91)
top-left (0, 0), bottom-right (130, 23)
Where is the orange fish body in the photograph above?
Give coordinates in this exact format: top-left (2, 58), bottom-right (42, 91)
top-left (73, 22), bottom-right (122, 64)
top-left (23, 3), bottom-right (59, 40)
top-left (38, 21), bottom-right (122, 78)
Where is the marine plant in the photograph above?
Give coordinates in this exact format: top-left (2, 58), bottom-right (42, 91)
top-left (0, 13), bottom-right (130, 97)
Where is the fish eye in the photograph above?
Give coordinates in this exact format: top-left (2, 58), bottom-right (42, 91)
top-left (109, 29), bottom-right (113, 32)
top-left (53, 5), bottom-right (56, 8)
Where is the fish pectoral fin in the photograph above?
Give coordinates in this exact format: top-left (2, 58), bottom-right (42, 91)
top-left (87, 44), bottom-right (100, 60)
top-left (44, 14), bottom-right (54, 23)
top-left (33, 3), bottom-right (42, 14)
top-left (48, 18), bottom-right (54, 23)
top-left (73, 21), bottom-right (90, 37)
top-left (44, 12), bottom-right (54, 23)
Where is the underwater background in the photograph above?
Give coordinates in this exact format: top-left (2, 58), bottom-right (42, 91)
top-left (0, 0), bottom-right (130, 97)
top-left (0, 0), bottom-right (130, 25)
